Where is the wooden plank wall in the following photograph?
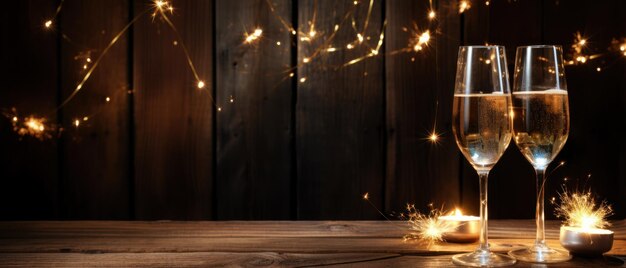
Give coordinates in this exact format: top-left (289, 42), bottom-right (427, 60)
top-left (133, 0), bottom-right (214, 220)
top-left (215, 0), bottom-right (293, 220)
top-left (60, 0), bottom-right (130, 219)
top-left (296, 0), bottom-right (384, 220)
top-left (0, 0), bottom-right (59, 219)
top-left (0, 0), bottom-right (624, 220)
top-left (385, 0), bottom-right (460, 214)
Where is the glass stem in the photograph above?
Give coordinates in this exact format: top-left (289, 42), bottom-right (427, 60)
top-left (478, 171), bottom-right (489, 252)
top-left (535, 167), bottom-right (547, 248)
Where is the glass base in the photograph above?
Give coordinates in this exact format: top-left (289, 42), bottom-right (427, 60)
top-left (452, 250), bottom-right (516, 267)
top-left (508, 245), bottom-right (572, 263)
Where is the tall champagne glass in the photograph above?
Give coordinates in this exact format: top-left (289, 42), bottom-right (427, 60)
top-left (508, 46), bottom-right (571, 263)
top-left (451, 46), bottom-right (516, 267)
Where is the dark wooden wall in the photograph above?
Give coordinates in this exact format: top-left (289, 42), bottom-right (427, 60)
top-left (1, 0), bottom-right (625, 220)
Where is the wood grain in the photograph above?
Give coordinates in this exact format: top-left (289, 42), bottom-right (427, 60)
top-left (0, 252), bottom-right (401, 268)
top-left (133, 0), bottom-right (213, 220)
top-left (0, 221), bottom-right (624, 267)
top-left (0, 0), bottom-right (59, 220)
top-left (296, 0), bottom-right (384, 220)
top-left (215, 0), bottom-right (294, 220)
top-left (384, 0), bottom-right (461, 215)
top-left (59, 0), bottom-right (130, 219)
top-left (1, 253), bottom-right (623, 268)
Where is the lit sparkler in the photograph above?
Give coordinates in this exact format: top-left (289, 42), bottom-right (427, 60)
top-left (555, 188), bottom-right (613, 229)
top-left (402, 204), bottom-right (457, 244)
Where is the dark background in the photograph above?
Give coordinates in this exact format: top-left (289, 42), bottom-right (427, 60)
top-left (1, 0), bottom-right (624, 220)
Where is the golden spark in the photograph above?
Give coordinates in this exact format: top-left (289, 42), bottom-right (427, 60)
top-left (555, 188), bottom-right (613, 229)
top-left (403, 204), bottom-right (457, 244)
top-left (459, 0), bottom-right (471, 14)
top-left (357, 33), bottom-right (364, 43)
top-left (429, 132), bottom-right (439, 143)
top-left (44, 0), bottom-right (64, 29)
top-left (245, 28), bottom-right (263, 43)
top-left (363, 192), bottom-right (369, 200)
top-left (428, 10), bottom-right (436, 20)
top-left (197, 80), bottom-right (205, 89)
top-left (568, 32), bottom-right (592, 65)
top-left (152, 0), bottom-right (173, 16)
top-left (411, 30), bottom-right (431, 52)
top-left (6, 111), bottom-right (55, 140)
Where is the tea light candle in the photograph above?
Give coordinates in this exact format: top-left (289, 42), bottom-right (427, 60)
top-left (560, 226), bottom-right (614, 256)
top-left (438, 209), bottom-right (480, 243)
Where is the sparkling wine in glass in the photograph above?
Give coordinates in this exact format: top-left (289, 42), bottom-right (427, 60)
top-left (451, 46), bottom-right (516, 267)
top-left (508, 45), bottom-right (571, 263)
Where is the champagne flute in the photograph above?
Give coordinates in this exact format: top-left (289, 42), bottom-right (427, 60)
top-left (508, 46), bottom-right (571, 263)
top-left (451, 46), bottom-right (516, 267)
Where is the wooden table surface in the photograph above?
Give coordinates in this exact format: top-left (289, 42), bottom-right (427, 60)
top-left (0, 220), bottom-right (625, 267)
